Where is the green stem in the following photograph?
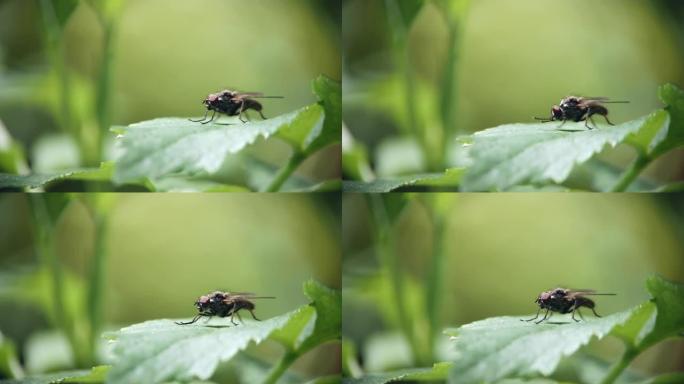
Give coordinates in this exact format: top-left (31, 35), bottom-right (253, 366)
top-left (261, 350), bottom-right (299, 384)
top-left (368, 196), bottom-right (423, 365)
top-left (39, 0), bottom-right (74, 137)
top-left (600, 347), bottom-right (639, 384)
top-left (425, 213), bottom-right (445, 361)
top-left (86, 211), bottom-right (108, 362)
top-left (92, 19), bottom-right (117, 166)
top-left (384, 0), bottom-right (434, 171)
top-left (264, 151), bottom-right (306, 192)
top-left (611, 153), bottom-right (651, 192)
top-left (28, 196), bottom-right (85, 366)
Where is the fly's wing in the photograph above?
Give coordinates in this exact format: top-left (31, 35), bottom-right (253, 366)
top-left (566, 289), bottom-right (616, 299)
top-left (582, 97), bottom-right (629, 104)
top-left (222, 292), bottom-right (275, 303)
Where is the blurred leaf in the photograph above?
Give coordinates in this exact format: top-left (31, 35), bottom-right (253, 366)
top-left (375, 137), bottom-right (424, 177)
top-left (0, 163), bottom-right (114, 191)
top-left (652, 181), bottom-right (684, 192)
top-left (85, 0), bottom-right (125, 22)
top-left (342, 339), bottom-right (363, 379)
top-left (363, 332), bottom-right (413, 372)
top-left (625, 108), bottom-right (670, 157)
top-left (342, 362), bottom-right (450, 384)
top-left (653, 83), bottom-right (684, 156)
top-left (105, 310), bottom-right (302, 384)
top-left (24, 331), bottom-right (73, 375)
top-left (0, 332), bottom-right (24, 379)
top-left (112, 106), bottom-right (323, 185)
top-left (0, 121), bottom-right (29, 175)
top-left (444, 309), bottom-right (636, 384)
top-left (342, 125), bottom-right (374, 182)
top-left (343, 169), bottom-right (463, 192)
top-left (148, 176), bottom-right (250, 192)
top-left (638, 373), bottom-right (684, 384)
top-left (59, 366), bottom-right (109, 383)
top-left (304, 375), bottom-right (342, 384)
top-left (51, 0), bottom-right (80, 28)
top-left (460, 111), bottom-right (665, 191)
top-left (636, 275), bottom-right (684, 350)
top-left (287, 179), bottom-right (341, 192)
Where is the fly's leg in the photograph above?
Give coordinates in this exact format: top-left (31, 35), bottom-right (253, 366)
top-left (522, 307), bottom-right (541, 322)
top-left (556, 120), bottom-right (567, 130)
top-left (249, 309), bottom-right (261, 321)
top-left (201, 110), bottom-right (217, 124)
top-left (236, 310), bottom-right (244, 324)
top-left (189, 110), bottom-right (209, 123)
top-left (535, 309), bottom-right (551, 324)
top-left (238, 101), bottom-right (248, 123)
top-left (176, 314), bottom-right (202, 325)
top-left (590, 307), bottom-right (602, 318)
top-left (229, 312), bottom-right (239, 325)
top-left (258, 110), bottom-right (267, 120)
top-left (602, 114), bottom-right (615, 125)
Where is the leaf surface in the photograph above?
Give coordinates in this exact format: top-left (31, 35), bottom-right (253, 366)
top-left (444, 309), bottom-right (636, 384)
top-left (460, 111), bottom-right (667, 191)
top-left (105, 308), bottom-right (306, 384)
top-left (343, 169), bottom-right (463, 192)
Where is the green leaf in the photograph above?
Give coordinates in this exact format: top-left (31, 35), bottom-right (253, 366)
top-left (342, 363), bottom-right (450, 384)
top-left (58, 366), bottom-right (110, 383)
top-left (307, 75), bottom-right (342, 154)
top-left (444, 308), bottom-right (636, 384)
top-left (112, 106), bottom-right (323, 185)
top-left (105, 308), bottom-right (304, 384)
top-left (653, 83), bottom-right (684, 156)
top-left (395, 0), bottom-right (425, 27)
top-left (296, 280), bottom-right (341, 353)
top-left (460, 112), bottom-right (664, 191)
top-left (637, 275), bottom-right (684, 349)
top-left (343, 169), bottom-right (463, 192)
top-left (638, 372), bottom-right (684, 384)
top-left (52, 0), bottom-right (80, 28)
top-left (147, 176), bottom-right (250, 192)
top-left (0, 163), bottom-right (114, 191)
top-left (0, 332), bottom-right (24, 380)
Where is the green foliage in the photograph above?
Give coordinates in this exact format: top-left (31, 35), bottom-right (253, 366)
top-left (343, 363), bottom-right (451, 384)
top-left (442, 275), bottom-right (683, 384)
top-left (444, 311), bottom-right (635, 384)
top-left (343, 169), bottom-right (463, 192)
top-left (345, 275), bottom-right (683, 384)
top-left (343, 84), bottom-right (684, 191)
top-left (103, 279), bottom-right (338, 384)
top-left (460, 111), bottom-right (666, 191)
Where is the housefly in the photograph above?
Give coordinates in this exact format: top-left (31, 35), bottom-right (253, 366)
top-left (176, 291), bottom-right (274, 326)
top-left (190, 90), bottom-right (283, 124)
top-left (535, 96), bottom-right (628, 130)
top-left (522, 288), bottom-right (615, 324)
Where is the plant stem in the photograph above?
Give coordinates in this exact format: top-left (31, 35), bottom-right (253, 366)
top-left (262, 350), bottom-right (299, 384)
top-left (264, 151), bottom-right (306, 192)
top-left (28, 196), bottom-right (86, 366)
top-left (384, 0), bottom-right (434, 171)
top-left (39, 0), bottom-right (74, 137)
top-left (425, 211), bottom-right (445, 362)
top-left (368, 195), bottom-right (423, 365)
top-left (92, 19), bottom-right (117, 166)
top-left (600, 347), bottom-right (639, 384)
top-left (611, 153), bottom-right (650, 192)
top-left (86, 210), bottom-right (108, 362)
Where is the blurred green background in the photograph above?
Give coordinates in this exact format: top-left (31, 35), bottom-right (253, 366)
top-left (0, 0), bottom-right (341, 184)
top-left (0, 193), bottom-right (340, 379)
top-left (342, 0), bottom-right (684, 182)
top-left (342, 193), bottom-right (684, 378)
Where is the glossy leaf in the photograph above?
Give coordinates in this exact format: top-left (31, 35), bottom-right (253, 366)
top-left (342, 363), bottom-right (450, 384)
top-left (653, 83), bottom-right (684, 156)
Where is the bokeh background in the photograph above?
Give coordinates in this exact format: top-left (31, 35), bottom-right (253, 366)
top-left (343, 193), bottom-right (684, 380)
top-left (0, 193), bottom-right (341, 381)
top-left (343, 0), bottom-right (684, 184)
top-left (0, 0), bottom-right (341, 186)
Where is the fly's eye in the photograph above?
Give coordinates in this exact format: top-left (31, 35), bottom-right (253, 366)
top-left (554, 289), bottom-right (564, 295)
